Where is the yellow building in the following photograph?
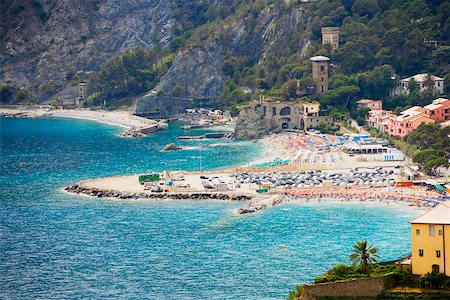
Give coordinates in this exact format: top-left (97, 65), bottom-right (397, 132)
top-left (321, 27), bottom-right (340, 50)
top-left (411, 201), bottom-right (450, 276)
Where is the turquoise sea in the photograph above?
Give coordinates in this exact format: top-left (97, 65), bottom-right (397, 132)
top-left (0, 117), bottom-right (419, 299)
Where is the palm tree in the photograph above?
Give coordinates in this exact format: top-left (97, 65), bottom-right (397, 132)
top-left (348, 240), bottom-right (380, 276)
top-left (423, 74), bottom-right (435, 91)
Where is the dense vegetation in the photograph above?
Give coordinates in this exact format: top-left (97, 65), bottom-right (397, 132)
top-left (87, 48), bottom-right (174, 105)
top-left (213, 0), bottom-right (449, 114)
top-left (0, 85), bottom-right (35, 104)
top-left (406, 124), bottom-right (450, 175)
top-left (80, 0), bottom-right (449, 113)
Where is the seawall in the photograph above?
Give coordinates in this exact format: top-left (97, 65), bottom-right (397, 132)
top-left (65, 184), bottom-right (253, 201)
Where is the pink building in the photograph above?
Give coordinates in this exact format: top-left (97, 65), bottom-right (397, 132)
top-left (424, 98), bottom-right (450, 121)
top-left (367, 106), bottom-right (435, 137)
top-left (390, 113), bottom-right (435, 137)
top-left (367, 110), bottom-right (394, 133)
top-left (356, 99), bottom-right (382, 111)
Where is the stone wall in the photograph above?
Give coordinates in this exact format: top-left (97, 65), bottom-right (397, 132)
top-left (301, 277), bottom-right (386, 300)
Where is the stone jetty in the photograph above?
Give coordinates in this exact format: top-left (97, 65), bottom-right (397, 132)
top-left (121, 129), bottom-right (145, 137)
top-left (65, 184), bottom-right (253, 201)
top-left (236, 195), bottom-right (286, 214)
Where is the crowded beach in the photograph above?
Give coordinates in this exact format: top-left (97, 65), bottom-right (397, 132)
top-left (250, 131), bottom-right (407, 171)
top-left (66, 165), bottom-right (449, 215)
top-left (54, 111), bottom-right (448, 213)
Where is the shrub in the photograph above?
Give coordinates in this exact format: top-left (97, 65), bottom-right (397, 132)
top-left (420, 272), bottom-right (448, 289)
top-left (390, 267), bottom-right (418, 286)
top-left (287, 285), bottom-right (303, 300)
top-left (314, 264), bottom-right (367, 283)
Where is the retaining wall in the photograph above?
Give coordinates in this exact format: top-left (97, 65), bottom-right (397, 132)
top-left (301, 277), bottom-right (387, 300)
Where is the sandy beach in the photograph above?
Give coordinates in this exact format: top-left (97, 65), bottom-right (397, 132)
top-left (77, 172), bottom-right (256, 196)
top-left (0, 107), bottom-right (157, 130)
top-left (245, 131), bottom-right (408, 172)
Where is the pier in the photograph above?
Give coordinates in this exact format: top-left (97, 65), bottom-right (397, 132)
top-left (178, 132), bottom-right (229, 140)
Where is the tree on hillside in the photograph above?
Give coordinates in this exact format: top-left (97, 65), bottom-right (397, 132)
top-left (424, 158), bottom-right (449, 176)
top-left (423, 74), bottom-right (435, 91)
top-left (352, 0), bottom-right (379, 18)
top-left (319, 85), bottom-right (360, 108)
top-left (404, 123), bottom-right (450, 151)
top-left (408, 78), bottom-right (420, 95)
top-left (348, 240), bottom-right (380, 276)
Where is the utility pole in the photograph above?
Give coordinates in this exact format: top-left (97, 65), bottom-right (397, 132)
top-left (200, 144), bottom-right (202, 172)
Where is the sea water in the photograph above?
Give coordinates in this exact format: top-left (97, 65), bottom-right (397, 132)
top-left (0, 118), bottom-right (419, 299)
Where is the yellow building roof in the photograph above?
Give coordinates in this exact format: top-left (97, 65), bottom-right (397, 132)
top-left (411, 201), bottom-right (450, 225)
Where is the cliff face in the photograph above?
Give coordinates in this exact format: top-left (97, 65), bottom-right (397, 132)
top-left (1, 0), bottom-right (179, 100)
top-left (158, 4), bottom-right (310, 98)
top-left (1, 1), bottom-right (312, 101)
top-left (159, 43), bottom-right (226, 98)
top-left (234, 104), bottom-right (279, 140)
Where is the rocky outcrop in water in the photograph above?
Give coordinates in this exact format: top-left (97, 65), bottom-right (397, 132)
top-left (163, 143), bottom-right (181, 151)
top-left (65, 184), bottom-right (253, 201)
top-left (234, 104), bottom-right (279, 140)
top-left (121, 129), bottom-right (145, 138)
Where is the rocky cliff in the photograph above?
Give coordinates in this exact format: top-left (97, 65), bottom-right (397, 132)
top-left (1, 0), bottom-right (183, 100)
top-left (158, 4), bottom-right (311, 98)
top-left (234, 103), bottom-right (279, 140)
top-left (1, 1), bottom-right (312, 102)
top-left (159, 43), bottom-right (226, 98)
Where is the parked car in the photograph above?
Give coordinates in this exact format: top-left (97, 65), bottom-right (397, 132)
top-left (171, 174), bottom-right (185, 181)
top-left (151, 187), bottom-right (163, 193)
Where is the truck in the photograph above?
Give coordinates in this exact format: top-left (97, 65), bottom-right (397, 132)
top-left (138, 174), bottom-right (160, 184)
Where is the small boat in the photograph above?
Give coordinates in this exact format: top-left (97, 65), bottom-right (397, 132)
top-left (158, 121), bottom-right (168, 129)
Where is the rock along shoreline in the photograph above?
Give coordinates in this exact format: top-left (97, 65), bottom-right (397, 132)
top-left (65, 184), bottom-right (253, 201)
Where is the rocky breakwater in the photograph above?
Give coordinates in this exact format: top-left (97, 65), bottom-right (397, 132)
top-left (236, 195), bottom-right (285, 214)
top-left (121, 129), bottom-right (145, 137)
top-left (65, 184), bottom-right (253, 201)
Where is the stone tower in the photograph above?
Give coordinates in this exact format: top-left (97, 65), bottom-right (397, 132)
top-left (321, 27), bottom-right (340, 50)
top-left (78, 82), bottom-right (88, 100)
top-left (310, 56), bottom-right (330, 96)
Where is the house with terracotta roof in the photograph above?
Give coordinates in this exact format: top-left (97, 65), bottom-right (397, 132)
top-left (390, 111), bottom-right (435, 137)
top-left (367, 110), bottom-right (394, 133)
top-left (423, 98), bottom-right (450, 121)
top-left (356, 99), bottom-right (382, 111)
top-left (367, 106), bottom-right (435, 137)
top-left (411, 201), bottom-right (450, 276)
